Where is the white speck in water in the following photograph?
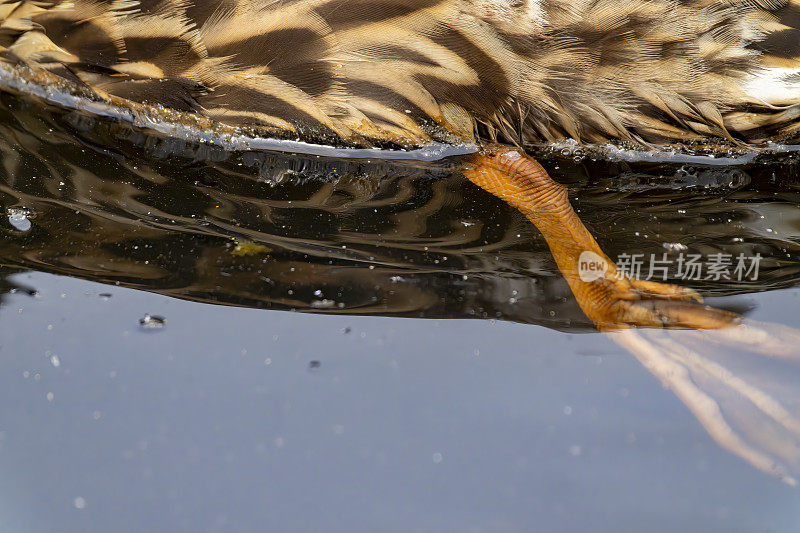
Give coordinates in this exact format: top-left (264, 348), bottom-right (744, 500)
top-left (73, 497), bottom-right (86, 510)
top-left (313, 289), bottom-right (323, 296)
top-left (310, 299), bottom-right (336, 309)
top-left (7, 207), bottom-right (32, 231)
top-left (46, 392), bottom-right (54, 402)
top-left (569, 445), bottom-right (583, 457)
top-left (333, 425), bottom-right (344, 435)
top-left (92, 411), bottom-right (102, 420)
top-left (432, 452), bottom-right (443, 464)
top-left (563, 406), bottom-right (573, 415)
top-left (139, 314), bottom-right (165, 330)
top-left (274, 437), bottom-right (284, 448)
top-left (662, 242), bottom-right (688, 252)
top-left (50, 355), bottom-right (60, 367)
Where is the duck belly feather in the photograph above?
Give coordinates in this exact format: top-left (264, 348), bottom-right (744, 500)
top-left (0, 0), bottom-right (799, 149)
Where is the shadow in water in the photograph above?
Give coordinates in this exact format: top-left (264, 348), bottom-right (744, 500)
top-left (1, 90), bottom-right (800, 481)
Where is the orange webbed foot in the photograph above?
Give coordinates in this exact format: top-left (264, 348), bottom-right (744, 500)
top-left (586, 271), bottom-right (739, 330)
top-left (463, 146), bottom-right (740, 331)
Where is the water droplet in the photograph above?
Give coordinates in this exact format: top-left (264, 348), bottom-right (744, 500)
top-left (139, 314), bottom-right (165, 330)
top-left (432, 452), bottom-right (443, 464)
top-left (7, 207), bottom-right (32, 231)
top-left (662, 242), bottom-right (688, 252)
top-left (73, 497), bottom-right (86, 510)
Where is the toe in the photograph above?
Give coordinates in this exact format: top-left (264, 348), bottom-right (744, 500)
top-left (627, 278), bottom-right (703, 303)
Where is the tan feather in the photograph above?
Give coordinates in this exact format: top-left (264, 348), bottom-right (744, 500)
top-left (1, 0), bottom-right (800, 148)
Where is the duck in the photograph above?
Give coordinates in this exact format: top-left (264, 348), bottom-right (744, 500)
top-left (0, 0), bottom-right (797, 329)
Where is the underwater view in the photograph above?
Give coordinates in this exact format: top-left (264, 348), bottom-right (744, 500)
top-left (1, 88), bottom-right (800, 531)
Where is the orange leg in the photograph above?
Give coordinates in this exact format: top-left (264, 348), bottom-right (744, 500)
top-left (464, 147), bottom-right (739, 330)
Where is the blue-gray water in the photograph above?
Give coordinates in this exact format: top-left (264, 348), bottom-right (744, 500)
top-left (2, 273), bottom-right (799, 532)
top-left (1, 91), bottom-right (800, 532)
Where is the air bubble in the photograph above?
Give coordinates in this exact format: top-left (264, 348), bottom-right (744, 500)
top-left (7, 207), bottom-right (32, 231)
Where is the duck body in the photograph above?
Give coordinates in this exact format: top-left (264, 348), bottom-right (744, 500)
top-left (1, 0), bottom-right (800, 151)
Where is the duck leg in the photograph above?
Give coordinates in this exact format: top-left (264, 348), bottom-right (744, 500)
top-left (463, 147), bottom-right (738, 330)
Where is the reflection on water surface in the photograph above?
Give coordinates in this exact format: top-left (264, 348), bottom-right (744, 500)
top-left (1, 90), bottom-right (800, 488)
top-left (1, 91), bottom-right (799, 327)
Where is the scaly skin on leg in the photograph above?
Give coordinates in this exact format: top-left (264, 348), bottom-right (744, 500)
top-left (463, 147), bottom-right (739, 330)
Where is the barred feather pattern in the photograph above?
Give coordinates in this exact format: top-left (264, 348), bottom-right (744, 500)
top-left (1, 0), bottom-right (800, 148)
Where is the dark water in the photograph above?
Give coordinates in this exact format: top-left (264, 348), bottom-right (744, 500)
top-left (1, 92), bottom-right (800, 531)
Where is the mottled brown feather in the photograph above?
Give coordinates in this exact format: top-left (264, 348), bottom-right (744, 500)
top-left (1, 0), bottom-right (800, 148)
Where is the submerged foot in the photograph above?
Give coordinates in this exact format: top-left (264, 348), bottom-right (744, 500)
top-left (579, 266), bottom-right (740, 330)
top-left (464, 146), bottom-right (740, 330)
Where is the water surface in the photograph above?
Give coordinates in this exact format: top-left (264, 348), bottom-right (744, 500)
top-left (1, 92), bottom-right (799, 532)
